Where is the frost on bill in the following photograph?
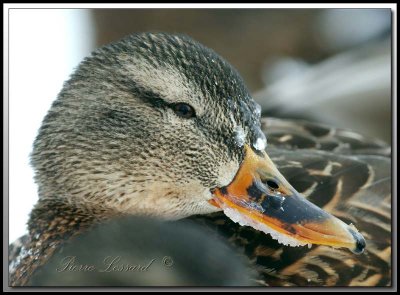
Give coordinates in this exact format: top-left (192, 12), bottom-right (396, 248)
top-left (220, 203), bottom-right (310, 248)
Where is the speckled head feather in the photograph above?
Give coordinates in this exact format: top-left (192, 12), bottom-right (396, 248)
top-left (31, 32), bottom-right (264, 219)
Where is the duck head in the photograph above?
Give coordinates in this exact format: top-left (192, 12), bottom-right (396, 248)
top-left (31, 33), bottom-right (365, 253)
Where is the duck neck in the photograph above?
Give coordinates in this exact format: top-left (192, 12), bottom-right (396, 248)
top-left (10, 197), bottom-right (119, 286)
top-left (28, 197), bottom-right (118, 241)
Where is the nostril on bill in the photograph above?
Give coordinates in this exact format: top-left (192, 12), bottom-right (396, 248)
top-left (266, 179), bottom-right (279, 190)
top-left (246, 180), bottom-right (285, 210)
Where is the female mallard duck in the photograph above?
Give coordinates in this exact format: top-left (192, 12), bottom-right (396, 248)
top-left (9, 33), bottom-right (391, 287)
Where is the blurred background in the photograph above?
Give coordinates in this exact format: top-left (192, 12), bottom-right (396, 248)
top-left (9, 8), bottom-right (392, 242)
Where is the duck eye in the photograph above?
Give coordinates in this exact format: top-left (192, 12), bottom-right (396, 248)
top-left (172, 103), bottom-right (196, 119)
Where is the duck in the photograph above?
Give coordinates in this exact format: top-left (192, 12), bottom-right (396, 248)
top-left (9, 32), bottom-right (391, 287)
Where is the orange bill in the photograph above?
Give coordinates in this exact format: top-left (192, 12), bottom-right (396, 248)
top-left (210, 145), bottom-right (366, 254)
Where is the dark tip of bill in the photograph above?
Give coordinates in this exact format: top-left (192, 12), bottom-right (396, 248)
top-left (348, 227), bottom-right (366, 254)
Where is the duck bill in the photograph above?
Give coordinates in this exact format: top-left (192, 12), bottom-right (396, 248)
top-left (210, 145), bottom-right (365, 253)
